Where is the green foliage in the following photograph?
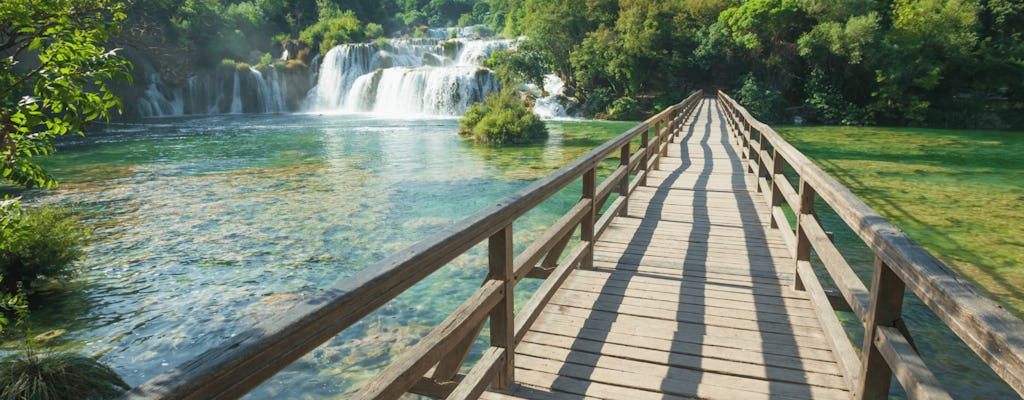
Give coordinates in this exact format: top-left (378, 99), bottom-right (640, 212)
top-left (0, 0), bottom-right (131, 189)
top-left (484, 46), bottom-right (547, 87)
top-left (605, 97), bottom-right (641, 121)
top-left (0, 206), bottom-right (91, 294)
top-left (734, 74), bottom-right (787, 123)
top-left (0, 353), bottom-right (130, 400)
top-left (299, 5), bottom-right (365, 54)
top-left (803, 71), bottom-right (871, 125)
top-left (0, 199), bottom-right (29, 334)
top-left (458, 89), bottom-right (548, 144)
top-left (365, 22), bottom-right (385, 39)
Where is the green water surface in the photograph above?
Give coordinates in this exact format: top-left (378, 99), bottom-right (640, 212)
top-left (776, 125), bottom-right (1023, 399)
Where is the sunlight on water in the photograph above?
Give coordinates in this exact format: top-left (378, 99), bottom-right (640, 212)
top-left (3, 114), bottom-right (633, 398)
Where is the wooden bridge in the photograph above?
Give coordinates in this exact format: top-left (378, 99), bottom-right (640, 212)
top-left (125, 91), bottom-right (1024, 400)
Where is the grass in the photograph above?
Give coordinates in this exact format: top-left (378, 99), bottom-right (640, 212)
top-left (0, 352), bottom-right (129, 400)
top-left (776, 126), bottom-right (1024, 317)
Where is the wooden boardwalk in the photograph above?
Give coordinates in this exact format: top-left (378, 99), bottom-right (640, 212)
top-left (125, 91), bottom-right (1024, 400)
top-left (483, 98), bottom-right (850, 400)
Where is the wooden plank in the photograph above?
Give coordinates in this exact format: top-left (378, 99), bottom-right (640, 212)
top-left (800, 216), bottom-right (871, 321)
top-left (514, 242), bottom-right (588, 344)
top-left (351, 280), bottom-right (504, 399)
top-left (524, 321), bottom-right (842, 370)
top-left (875, 326), bottom-right (952, 400)
top-left (538, 306), bottom-right (831, 348)
top-left (562, 271), bottom-right (816, 308)
top-left (797, 261), bottom-right (861, 392)
top-left (548, 287), bottom-right (822, 328)
top-left (509, 368), bottom-right (694, 400)
top-left (446, 347), bottom-right (505, 400)
top-left (512, 199), bottom-right (589, 282)
top-left (515, 353), bottom-right (849, 400)
top-left (590, 256), bottom-right (792, 282)
top-left (518, 333), bottom-right (848, 389)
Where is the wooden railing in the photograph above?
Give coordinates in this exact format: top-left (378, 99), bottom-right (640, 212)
top-left (717, 90), bottom-right (1024, 399)
top-left (121, 91), bottom-right (703, 400)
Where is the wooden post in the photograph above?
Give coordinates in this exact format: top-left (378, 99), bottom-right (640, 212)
top-left (793, 179), bottom-right (815, 291)
top-left (639, 129), bottom-right (649, 186)
top-left (855, 257), bottom-right (906, 400)
top-left (619, 144), bottom-right (630, 217)
top-left (769, 149), bottom-right (785, 229)
top-left (660, 117), bottom-right (669, 159)
top-left (669, 108), bottom-right (677, 143)
top-left (746, 129), bottom-right (758, 174)
top-left (581, 168), bottom-right (597, 268)
top-left (756, 132), bottom-right (770, 191)
top-left (488, 225), bottom-right (514, 390)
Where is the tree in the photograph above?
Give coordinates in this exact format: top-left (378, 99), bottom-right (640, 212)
top-left (1, 0), bottom-right (131, 189)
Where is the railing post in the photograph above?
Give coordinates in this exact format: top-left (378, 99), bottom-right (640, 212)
top-left (855, 257), bottom-right (906, 400)
top-left (756, 132), bottom-right (770, 191)
top-left (769, 149), bottom-right (785, 229)
top-left (668, 108), bottom-right (677, 143)
top-left (747, 128), bottom-right (758, 173)
top-left (793, 178), bottom-right (815, 291)
top-left (619, 144), bottom-right (630, 217)
top-left (639, 129), bottom-right (649, 186)
top-left (659, 117), bottom-right (669, 159)
top-left (581, 167), bottom-right (596, 268)
top-left (488, 225), bottom-right (514, 390)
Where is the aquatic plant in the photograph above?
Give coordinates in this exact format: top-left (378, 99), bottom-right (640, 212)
top-left (0, 352), bottom-right (129, 400)
top-left (0, 206), bottom-right (90, 294)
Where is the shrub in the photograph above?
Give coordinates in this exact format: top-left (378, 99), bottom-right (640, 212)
top-left (0, 206), bottom-right (90, 294)
top-left (0, 353), bottom-right (129, 400)
top-left (459, 89), bottom-right (548, 145)
top-left (606, 97), bottom-right (641, 121)
top-left (734, 74), bottom-right (787, 124)
top-left (365, 23), bottom-right (384, 39)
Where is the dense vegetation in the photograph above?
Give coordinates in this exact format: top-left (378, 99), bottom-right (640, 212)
top-left (118, 0), bottom-right (1022, 127)
top-left (459, 89), bottom-right (548, 144)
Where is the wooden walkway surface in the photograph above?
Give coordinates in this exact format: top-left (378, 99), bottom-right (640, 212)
top-left (482, 98), bottom-right (850, 400)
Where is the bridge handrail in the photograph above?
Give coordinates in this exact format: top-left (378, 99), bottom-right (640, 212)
top-left (717, 90), bottom-right (1024, 398)
top-left (121, 91), bottom-right (704, 399)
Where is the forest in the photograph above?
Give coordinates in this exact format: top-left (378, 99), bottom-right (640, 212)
top-left (121, 0), bottom-right (1023, 128)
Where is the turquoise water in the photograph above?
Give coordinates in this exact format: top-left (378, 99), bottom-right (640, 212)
top-left (3, 114), bottom-right (634, 398)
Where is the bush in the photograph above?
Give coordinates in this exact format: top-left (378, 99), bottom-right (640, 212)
top-left (459, 89), bottom-right (548, 145)
top-left (582, 87), bottom-right (614, 118)
top-left (365, 23), bottom-right (385, 39)
top-left (0, 353), bottom-right (129, 400)
top-left (606, 97), bottom-right (642, 120)
top-left (734, 74), bottom-right (787, 124)
top-left (0, 206), bottom-right (90, 294)
top-left (804, 72), bottom-right (872, 125)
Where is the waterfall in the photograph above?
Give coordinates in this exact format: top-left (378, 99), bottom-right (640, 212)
top-left (137, 73), bottom-right (184, 117)
top-left (307, 37), bottom-right (513, 116)
top-left (230, 70), bottom-right (243, 114)
top-left (533, 74), bottom-right (577, 120)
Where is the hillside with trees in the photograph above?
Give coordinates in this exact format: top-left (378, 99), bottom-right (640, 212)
top-left (111, 0), bottom-right (1022, 128)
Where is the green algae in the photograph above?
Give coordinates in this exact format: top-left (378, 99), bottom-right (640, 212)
top-left (776, 126), bottom-right (1024, 317)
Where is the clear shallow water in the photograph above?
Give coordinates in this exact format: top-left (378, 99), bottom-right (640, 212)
top-left (3, 114), bottom-right (634, 398)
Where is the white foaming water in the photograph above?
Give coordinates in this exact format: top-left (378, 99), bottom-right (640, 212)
top-left (533, 74), bottom-right (576, 120)
top-left (137, 73), bottom-right (184, 117)
top-left (307, 37), bottom-right (511, 116)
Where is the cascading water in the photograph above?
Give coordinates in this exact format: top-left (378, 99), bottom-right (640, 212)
top-left (532, 74), bottom-right (577, 120)
top-left (137, 73), bottom-right (184, 117)
top-left (307, 36), bottom-right (512, 116)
